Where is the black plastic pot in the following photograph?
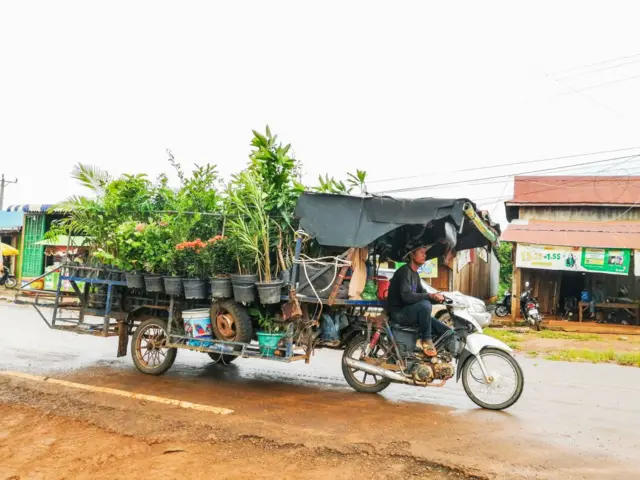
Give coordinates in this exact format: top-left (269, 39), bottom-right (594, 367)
top-left (231, 274), bottom-right (258, 303)
top-left (106, 269), bottom-right (122, 281)
top-left (183, 278), bottom-right (207, 299)
top-left (144, 274), bottom-right (164, 293)
top-left (256, 280), bottom-right (284, 304)
top-left (232, 283), bottom-right (256, 303)
top-left (163, 276), bottom-right (183, 296)
top-left (210, 276), bottom-right (232, 299)
top-left (125, 272), bottom-right (144, 289)
top-left (231, 274), bottom-right (258, 284)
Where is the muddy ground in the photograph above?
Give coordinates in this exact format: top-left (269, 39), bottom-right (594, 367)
top-left (1, 303), bottom-right (640, 479)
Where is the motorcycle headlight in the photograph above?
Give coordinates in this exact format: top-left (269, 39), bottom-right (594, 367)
top-left (471, 302), bottom-right (487, 313)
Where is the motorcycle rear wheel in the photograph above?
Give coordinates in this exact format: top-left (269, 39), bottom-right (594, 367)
top-left (495, 305), bottom-right (509, 317)
top-left (342, 335), bottom-right (391, 394)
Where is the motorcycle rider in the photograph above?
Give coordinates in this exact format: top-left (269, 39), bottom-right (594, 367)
top-left (387, 246), bottom-right (448, 357)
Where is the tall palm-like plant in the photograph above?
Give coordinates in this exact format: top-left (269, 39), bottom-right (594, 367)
top-left (226, 170), bottom-right (274, 282)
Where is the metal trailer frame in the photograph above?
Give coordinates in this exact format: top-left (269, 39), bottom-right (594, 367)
top-left (30, 249), bottom-right (384, 368)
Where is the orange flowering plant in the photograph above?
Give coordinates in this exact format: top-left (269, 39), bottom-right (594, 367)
top-left (173, 239), bottom-right (209, 278)
top-left (173, 235), bottom-right (236, 278)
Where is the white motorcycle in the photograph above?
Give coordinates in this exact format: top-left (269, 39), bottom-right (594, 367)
top-left (342, 295), bottom-right (524, 410)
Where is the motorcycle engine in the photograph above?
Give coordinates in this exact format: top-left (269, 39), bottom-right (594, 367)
top-left (432, 361), bottom-right (455, 380)
top-left (411, 364), bottom-right (434, 383)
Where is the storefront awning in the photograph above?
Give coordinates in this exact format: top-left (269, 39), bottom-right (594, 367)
top-left (501, 221), bottom-right (640, 250)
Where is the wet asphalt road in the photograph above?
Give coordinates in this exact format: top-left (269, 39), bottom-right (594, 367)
top-left (1, 302), bottom-right (640, 475)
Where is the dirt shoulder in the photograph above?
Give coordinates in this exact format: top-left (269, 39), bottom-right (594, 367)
top-left (0, 370), bottom-right (631, 480)
top-left (0, 377), bottom-right (475, 480)
top-left (484, 328), bottom-right (640, 366)
top-left (1, 403), bottom-right (465, 480)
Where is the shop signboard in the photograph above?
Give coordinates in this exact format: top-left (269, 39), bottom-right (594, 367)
top-left (457, 250), bottom-right (472, 272)
top-left (417, 258), bottom-right (438, 279)
top-left (516, 243), bottom-right (631, 276)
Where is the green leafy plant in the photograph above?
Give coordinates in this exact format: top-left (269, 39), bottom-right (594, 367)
top-left (248, 307), bottom-right (282, 334)
top-left (314, 170), bottom-right (368, 195)
top-left (139, 221), bottom-right (175, 274)
top-left (205, 236), bottom-right (237, 276)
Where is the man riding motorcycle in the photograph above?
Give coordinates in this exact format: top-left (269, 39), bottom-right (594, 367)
top-left (387, 246), bottom-right (449, 357)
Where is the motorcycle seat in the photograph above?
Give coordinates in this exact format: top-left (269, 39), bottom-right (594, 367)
top-left (391, 324), bottom-right (420, 333)
top-left (388, 312), bottom-right (420, 333)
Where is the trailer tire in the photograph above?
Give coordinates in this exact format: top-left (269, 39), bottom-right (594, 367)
top-left (131, 318), bottom-right (177, 375)
top-left (211, 300), bottom-right (252, 344)
top-left (207, 353), bottom-right (238, 364)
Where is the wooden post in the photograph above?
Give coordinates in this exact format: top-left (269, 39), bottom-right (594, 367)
top-left (511, 267), bottom-right (521, 323)
top-left (328, 248), bottom-right (354, 306)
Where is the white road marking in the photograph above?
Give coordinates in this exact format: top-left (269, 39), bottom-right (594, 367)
top-left (0, 370), bottom-right (234, 415)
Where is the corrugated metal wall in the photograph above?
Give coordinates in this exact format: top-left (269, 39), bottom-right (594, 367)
top-left (519, 206), bottom-right (640, 222)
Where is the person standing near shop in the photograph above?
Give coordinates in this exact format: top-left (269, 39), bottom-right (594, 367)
top-left (589, 282), bottom-right (605, 319)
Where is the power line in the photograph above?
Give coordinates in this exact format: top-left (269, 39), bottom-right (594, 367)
top-left (557, 74), bottom-right (640, 95)
top-left (552, 53), bottom-right (640, 76)
top-left (374, 154), bottom-right (640, 195)
top-left (367, 146), bottom-right (640, 185)
top-left (557, 58), bottom-right (640, 80)
top-left (547, 73), bottom-right (626, 118)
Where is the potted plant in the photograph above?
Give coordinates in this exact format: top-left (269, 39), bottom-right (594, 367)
top-left (250, 308), bottom-right (284, 357)
top-left (227, 170), bottom-right (282, 304)
top-left (140, 222), bottom-right (174, 294)
top-left (207, 235), bottom-right (235, 299)
top-left (174, 239), bottom-right (208, 299)
top-left (112, 222), bottom-right (146, 289)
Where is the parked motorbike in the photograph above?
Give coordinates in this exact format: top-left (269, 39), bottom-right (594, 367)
top-left (0, 267), bottom-right (17, 289)
top-left (341, 295), bottom-right (524, 410)
top-left (520, 282), bottom-right (542, 331)
top-left (494, 290), bottom-right (512, 317)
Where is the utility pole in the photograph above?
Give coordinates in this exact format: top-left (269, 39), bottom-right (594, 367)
top-left (0, 174), bottom-right (18, 211)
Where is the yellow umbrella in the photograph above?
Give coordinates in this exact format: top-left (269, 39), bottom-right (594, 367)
top-left (0, 242), bottom-right (19, 256)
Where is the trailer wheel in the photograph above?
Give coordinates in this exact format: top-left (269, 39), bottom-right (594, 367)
top-left (207, 353), bottom-right (238, 364)
top-left (131, 318), bottom-right (177, 375)
top-left (211, 300), bottom-right (252, 344)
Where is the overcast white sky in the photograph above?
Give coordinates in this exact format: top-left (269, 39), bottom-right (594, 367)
top-left (2, 1), bottom-right (640, 226)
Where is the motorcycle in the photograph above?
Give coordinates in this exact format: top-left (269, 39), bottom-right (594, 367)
top-left (341, 295), bottom-right (524, 410)
top-left (494, 290), bottom-right (512, 317)
top-left (0, 267), bottom-right (17, 289)
top-left (520, 282), bottom-right (542, 331)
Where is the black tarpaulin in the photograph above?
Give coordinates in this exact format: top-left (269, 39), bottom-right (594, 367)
top-left (294, 192), bottom-right (500, 261)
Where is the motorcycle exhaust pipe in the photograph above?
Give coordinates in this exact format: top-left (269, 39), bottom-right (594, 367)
top-left (344, 357), bottom-right (412, 384)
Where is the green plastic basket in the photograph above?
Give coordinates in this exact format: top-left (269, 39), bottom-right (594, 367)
top-left (256, 332), bottom-right (284, 357)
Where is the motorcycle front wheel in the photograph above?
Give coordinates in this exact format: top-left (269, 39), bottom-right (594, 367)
top-left (462, 347), bottom-right (524, 410)
top-left (4, 277), bottom-right (17, 289)
top-left (495, 305), bottom-right (509, 317)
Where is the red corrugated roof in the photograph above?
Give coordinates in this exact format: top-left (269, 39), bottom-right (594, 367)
top-left (501, 221), bottom-right (640, 249)
top-left (506, 176), bottom-right (640, 205)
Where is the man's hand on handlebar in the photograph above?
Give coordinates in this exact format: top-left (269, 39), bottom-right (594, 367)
top-left (430, 293), bottom-right (446, 303)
